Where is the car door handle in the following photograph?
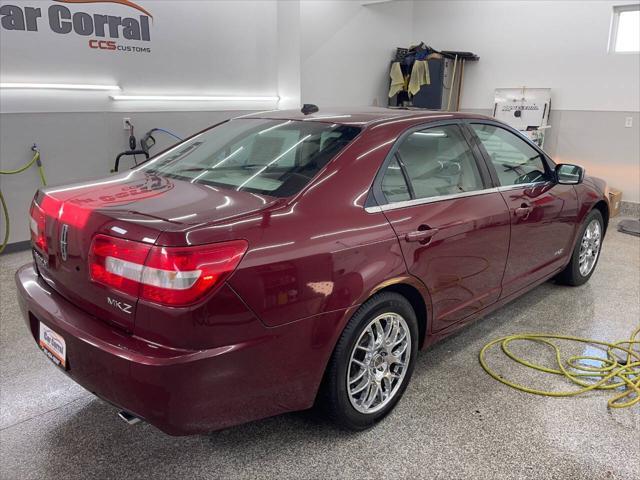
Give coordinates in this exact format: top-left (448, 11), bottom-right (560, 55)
top-left (514, 205), bottom-right (533, 217)
top-left (405, 227), bottom-right (439, 243)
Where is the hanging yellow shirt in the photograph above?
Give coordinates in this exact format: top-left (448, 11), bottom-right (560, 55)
top-left (388, 62), bottom-right (405, 98)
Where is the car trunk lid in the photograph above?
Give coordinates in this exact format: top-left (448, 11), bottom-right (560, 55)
top-left (31, 171), bottom-right (274, 332)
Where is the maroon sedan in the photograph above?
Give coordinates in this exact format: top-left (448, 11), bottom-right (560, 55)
top-left (16, 108), bottom-right (609, 434)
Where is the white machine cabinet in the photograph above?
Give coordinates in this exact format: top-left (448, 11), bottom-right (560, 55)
top-left (493, 87), bottom-right (551, 148)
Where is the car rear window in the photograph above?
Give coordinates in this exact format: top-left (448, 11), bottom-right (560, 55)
top-left (142, 119), bottom-right (361, 197)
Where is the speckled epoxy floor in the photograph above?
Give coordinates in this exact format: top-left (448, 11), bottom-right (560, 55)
top-left (1, 219), bottom-right (638, 480)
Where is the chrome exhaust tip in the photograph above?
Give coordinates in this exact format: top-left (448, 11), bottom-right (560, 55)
top-left (118, 410), bottom-right (142, 425)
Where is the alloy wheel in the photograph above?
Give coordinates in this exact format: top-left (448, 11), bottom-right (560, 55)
top-left (347, 312), bottom-right (411, 414)
top-left (578, 219), bottom-right (602, 276)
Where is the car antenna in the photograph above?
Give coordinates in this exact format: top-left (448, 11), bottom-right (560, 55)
top-left (301, 104), bottom-right (319, 115)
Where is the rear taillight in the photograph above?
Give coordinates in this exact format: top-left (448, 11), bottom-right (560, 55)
top-left (89, 234), bottom-right (248, 306)
top-left (140, 242), bottom-right (248, 305)
top-left (89, 235), bottom-right (151, 297)
top-left (30, 193), bottom-right (85, 255)
top-left (29, 200), bottom-right (47, 253)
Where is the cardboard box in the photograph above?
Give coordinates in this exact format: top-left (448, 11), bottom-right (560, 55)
top-left (608, 188), bottom-right (622, 217)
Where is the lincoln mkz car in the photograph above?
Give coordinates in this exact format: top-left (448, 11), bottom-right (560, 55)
top-left (16, 108), bottom-right (609, 434)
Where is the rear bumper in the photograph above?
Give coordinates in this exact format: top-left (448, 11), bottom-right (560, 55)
top-left (16, 264), bottom-right (348, 435)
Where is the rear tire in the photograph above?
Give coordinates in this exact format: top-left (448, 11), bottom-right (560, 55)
top-left (556, 209), bottom-right (604, 286)
top-left (319, 292), bottom-right (419, 430)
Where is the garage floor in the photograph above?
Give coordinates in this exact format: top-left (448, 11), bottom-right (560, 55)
top-left (1, 219), bottom-right (638, 480)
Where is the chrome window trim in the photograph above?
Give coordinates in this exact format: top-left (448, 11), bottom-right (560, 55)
top-left (365, 180), bottom-right (551, 213)
top-left (496, 181), bottom-right (551, 192)
top-left (365, 187), bottom-right (500, 213)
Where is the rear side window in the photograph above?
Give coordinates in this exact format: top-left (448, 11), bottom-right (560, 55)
top-left (388, 125), bottom-right (484, 202)
top-left (381, 157), bottom-right (411, 203)
top-left (143, 119), bottom-right (360, 197)
top-left (471, 124), bottom-right (551, 186)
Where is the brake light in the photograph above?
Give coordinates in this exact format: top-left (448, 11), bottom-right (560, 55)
top-left (89, 235), bottom-right (152, 297)
top-left (89, 234), bottom-right (248, 306)
top-left (29, 200), bottom-right (47, 253)
top-left (29, 193), bottom-right (89, 256)
top-left (140, 242), bottom-right (248, 305)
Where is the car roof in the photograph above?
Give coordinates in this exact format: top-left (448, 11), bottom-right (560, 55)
top-left (237, 107), bottom-right (493, 128)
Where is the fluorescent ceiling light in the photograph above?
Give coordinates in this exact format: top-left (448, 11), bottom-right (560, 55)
top-left (0, 83), bottom-right (121, 91)
top-left (414, 131), bottom-right (447, 137)
top-left (111, 95), bottom-right (279, 101)
top-left (302, 114), bottom-right (352, 121)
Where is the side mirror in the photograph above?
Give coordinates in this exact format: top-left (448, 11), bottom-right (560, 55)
top-left (556, 164), bottom-right (584, 185)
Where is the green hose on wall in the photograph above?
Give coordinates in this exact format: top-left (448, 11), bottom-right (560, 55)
top-left (0, 146), bottom-right (47, 254)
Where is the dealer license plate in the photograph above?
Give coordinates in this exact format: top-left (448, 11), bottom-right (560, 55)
top-left (39, 322), bottom-right (67, 369)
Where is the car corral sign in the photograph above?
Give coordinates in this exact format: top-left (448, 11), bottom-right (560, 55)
top-left (0, 0), bottom-right (153, 54)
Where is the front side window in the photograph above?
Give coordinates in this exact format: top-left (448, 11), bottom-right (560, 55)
top-left (142, 119), bottom-right (360, 197)
top-left (389, 125), bottom-right (484, 201)
top-left (471, 124), bottom-right (551, 187)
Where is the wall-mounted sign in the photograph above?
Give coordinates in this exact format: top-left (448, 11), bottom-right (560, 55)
top-left (0, 0), bottom-right (153, 54)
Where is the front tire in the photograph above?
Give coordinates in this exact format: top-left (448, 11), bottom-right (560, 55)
top-left (556, 209), bottom-right (604, 286)
top-left (319, 292), bottom-right (419, 430)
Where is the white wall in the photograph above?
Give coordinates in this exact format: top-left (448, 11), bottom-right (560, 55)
top-left (411, 0), bottom-right (640, 112)
top-left (0, 0), bottom-right (280, 112)
top-left (300, 0), bottom-right (414, 107)
top-left (277, 0), bottom-right (302, 109)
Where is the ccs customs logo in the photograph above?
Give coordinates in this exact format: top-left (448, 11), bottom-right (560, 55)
top-left (0, 0), bottom-right (153, 54)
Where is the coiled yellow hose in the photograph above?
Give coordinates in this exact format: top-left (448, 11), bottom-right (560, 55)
top-left (480, 326), bottom-right (640, 408)
top-left (0, 148), bottom-right (47, 254)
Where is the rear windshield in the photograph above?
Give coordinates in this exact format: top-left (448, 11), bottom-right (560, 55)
top-left (142, 119), bottom-right (361, 197)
